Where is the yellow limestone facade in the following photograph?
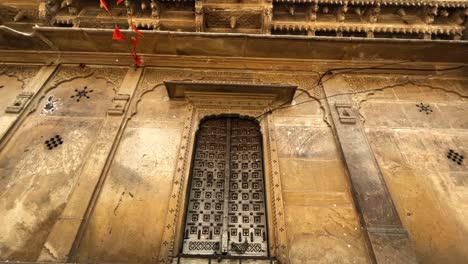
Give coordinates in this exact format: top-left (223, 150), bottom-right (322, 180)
top-left (0, 1), bottom-right (467, 264)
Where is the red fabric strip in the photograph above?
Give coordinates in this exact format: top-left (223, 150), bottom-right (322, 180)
top-left (112, 26), bottom-right (125, 41)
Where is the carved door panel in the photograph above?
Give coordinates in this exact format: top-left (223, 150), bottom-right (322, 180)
top-left (182, 117), bottom-right (268, 257)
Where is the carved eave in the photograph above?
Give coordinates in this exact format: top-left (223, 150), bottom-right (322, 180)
top-left (273, 0), bottom-right (468, 8)
top-left (0, 26), bottom-right (467, 64)
top-left (54, 8), bottom-right (129, 28)
top-left (272, 21), bottom-right (465, 35)
top-left (164, 80), bottom-right (297, 105)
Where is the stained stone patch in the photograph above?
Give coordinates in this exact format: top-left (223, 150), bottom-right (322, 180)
top-left (71, 86), bottom-right (93, 102)
top-left (416, 103), bottom-right (433, 114)
top-left (42, 95), bottom-right (60, 115)
top-left (45, 135), bottom-right (64, 150)
top-left (447, 149), bottom-right (464, 166)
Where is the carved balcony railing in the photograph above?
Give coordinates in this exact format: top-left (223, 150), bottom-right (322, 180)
top-left (0, 0), bottom-right (467, 40)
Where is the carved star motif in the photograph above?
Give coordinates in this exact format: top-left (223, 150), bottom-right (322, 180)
top-left (70, 86), bottom-right (93, 102)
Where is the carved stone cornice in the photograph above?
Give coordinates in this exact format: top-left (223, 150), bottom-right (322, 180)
top-left (2, 0), bottom-right (466, 40)
top-left (271, 21), bottom-right (465, 35)
top-left (273, 0), bottom-right (468, 8)
top-left (164, 80), bottom-right (297, 105)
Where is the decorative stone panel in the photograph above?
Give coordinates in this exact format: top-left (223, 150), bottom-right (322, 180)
top-left (5, 92), bottom-right (34, 113)
top-left (335, 101), bottom-right (357, 124)
top-left (108, 94), bottom-right (131, 116)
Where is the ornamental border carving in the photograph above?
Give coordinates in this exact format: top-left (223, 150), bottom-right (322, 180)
top-left (157, 101), bottom-right (290, 264)
top-left (0, 65), bottom-right (40, 89)
top-left (28, 65), bottom-right (126, 114)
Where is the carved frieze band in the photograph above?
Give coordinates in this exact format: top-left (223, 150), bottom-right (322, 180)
top-left (158, 104), bottom-right (196, 263)
top-left (265, 114), bottom-right (290, 264)
top-left (0, 65), bottom-right (40, 89)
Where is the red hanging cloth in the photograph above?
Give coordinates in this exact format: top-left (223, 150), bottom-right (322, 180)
top-left (100, 0), bottom-right (111, 14)
top-left (129, 13), bottom-right (144, 37)
top-left (130, 36), bottom-right (142, 66)
top-left (112, 25), bottom-right (125, 41)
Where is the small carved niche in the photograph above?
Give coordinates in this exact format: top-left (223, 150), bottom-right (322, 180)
top-left (107, 94), bottom-right (131, 116)
top-left (6, 92), bottom-right (34, 114)
top-left (335, 101), bottom-right (357, 124)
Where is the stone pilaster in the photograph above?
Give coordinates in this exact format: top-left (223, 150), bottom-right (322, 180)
top-left (36, 68), bottom-right (143, 262)
top-left (323, 76), bottom-right (418, 264)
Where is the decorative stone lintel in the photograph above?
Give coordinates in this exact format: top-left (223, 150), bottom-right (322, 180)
top-left (5, 92), bottom-right (35, 114)
top-left (164, 80), bottom-right (297, 105)
top-left (335, 101), bottom-right (357, 124)
top-left (107, 94), bottom-right (131, 116)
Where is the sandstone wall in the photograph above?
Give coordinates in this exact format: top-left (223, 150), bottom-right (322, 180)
top-left (0, 65), bottom-right (127, 261)
top-left (0, 63), bottom-right (466, 264)
top-left (353, 74), bottom-right (468, 264)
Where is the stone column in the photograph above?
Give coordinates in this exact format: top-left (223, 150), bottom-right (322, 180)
top-left (36, 68), bottom-right (143, 262)
top-left (323, 76), bottom-right (418, 264)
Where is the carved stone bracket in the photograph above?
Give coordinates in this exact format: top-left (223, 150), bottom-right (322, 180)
top-left (335, 101), bottom-right (357, 124)
top-left (108, 94), bottom-right (131, 116)
top-left (5, 92), bottom-right (34, 113)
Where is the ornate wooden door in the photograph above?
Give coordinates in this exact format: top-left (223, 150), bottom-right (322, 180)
top-left (182, 117), bottom-right (268, 257)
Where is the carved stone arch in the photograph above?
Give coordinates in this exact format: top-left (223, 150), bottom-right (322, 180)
top-left (354, 76), bottom-right (468, 123)
top-left (0, 65), bottom-right (126, 152)
top-left (0, 65), bottom-right (40, 89)
top-left (127, 68), bottom-right (193, 120)
top-left (27, 66), bottom-right (126, 115)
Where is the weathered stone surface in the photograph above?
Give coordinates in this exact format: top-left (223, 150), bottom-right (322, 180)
top-left (0, 52), bottom-right (465, 264)
top-left (272, 100), bottom-right (370, 263)
top-left (279, 159), bottom-right (348, 193)
top-left (0, 75), bottom-right (23, 136)
top-left (358, 74), bottom-right (468, 264)
top-left (275, 126), bottom-right (339, 160)
top-left (75, 83), bottom-right (187, 263)
top-left (0, 66), bottom-right (124, 261)
top-left (324, 76), bottom-right (418, 263)
top-left (0, 80), bottom-right (114, 260)
top-left (284, 206), bottom-right (370, 264)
